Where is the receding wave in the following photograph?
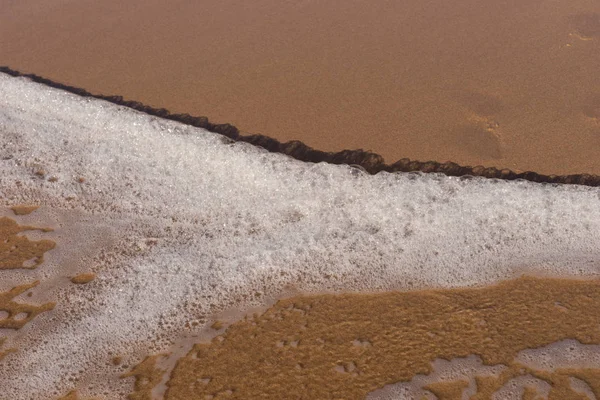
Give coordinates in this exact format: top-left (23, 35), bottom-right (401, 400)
top-left (0, 72), bottom-right (599, 398)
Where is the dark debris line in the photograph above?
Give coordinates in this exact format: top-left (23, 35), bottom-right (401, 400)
top-left (2, 66), bottom-right (599, 187)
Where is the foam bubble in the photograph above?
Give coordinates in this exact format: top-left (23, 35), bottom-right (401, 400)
top-left (366, 355), bottom-right (505, 399)
top-left (1, 72), bottom-right (600, 398)
top-left (516, 339), bottom-right (600, 371)
top-left (492, 375), bottom-right (552, 400)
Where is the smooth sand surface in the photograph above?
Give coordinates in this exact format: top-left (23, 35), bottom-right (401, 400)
top-left (2, 0), bottom-right (600, 175)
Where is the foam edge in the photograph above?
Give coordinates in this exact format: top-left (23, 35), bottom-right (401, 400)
top-left (1, 66), bottom-right (599, 187)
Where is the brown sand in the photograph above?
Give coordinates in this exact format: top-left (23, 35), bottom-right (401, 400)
top-left (0, 216), bottom-right (56, 330)
top-left (4, 212), bottom-right (600, 399)
top-left (2, 0), bottom-right (600, 175)
top-left (10, 205), bottom-right (40, 216)
top-left (0, 337), bottom-right (16, 361)
top-left (121, 354), bottom-right (168, 400)
top-left (70, 273), bottom-right (97, 285)
top-left (0, 281), bottom-right (55, 330)
top-left (160, 276), bottom-right (600, 399)
top-left (58, 391), bottom-right (99, 400)
top-left (0, 216), bottom-right (55, 270)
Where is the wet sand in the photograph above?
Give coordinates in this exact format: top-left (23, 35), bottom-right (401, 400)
top-left (163, 276), bottom-right (600, 399)
top-left (4, 209), bottom-right (600, 399)
top-left (45, 274), bottom-right (600, 399)
top-left (2, 0), bottom-right (600, 175)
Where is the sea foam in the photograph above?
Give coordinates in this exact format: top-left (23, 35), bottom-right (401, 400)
top-left (0, 72), bottom-right (599, 399)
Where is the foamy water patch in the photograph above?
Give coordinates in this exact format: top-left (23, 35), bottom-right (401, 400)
top-left (1, 72), bottom-right (599, 398)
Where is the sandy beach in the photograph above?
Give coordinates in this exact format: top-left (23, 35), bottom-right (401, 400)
top-left (2, 1), bottom-right (600, 399)
top-left (2, 0), bottom-right (600, 175)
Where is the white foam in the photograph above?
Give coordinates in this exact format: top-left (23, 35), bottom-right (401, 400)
top-left (516, 339), bottom-right (600, 371)
top-left (366, 355), bottom-right (505, 400)
top-left (367, 342), bottom-right (600, 399)
top-left (492, 375), bottom-right (552, 400)
top-left (0, 72), bottom-right (599, 399)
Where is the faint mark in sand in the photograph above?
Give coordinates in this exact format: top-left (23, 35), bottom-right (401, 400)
top-left (582, 94), bottom-right (600, 122)
top-left (456, 91), bottom-right (504, 117)
top-left (568, 13), bottom-right (600, 41)
top-left (450, 90), bottom-right (504, 159)
top-left (449, 122), bottom-right (503, 160)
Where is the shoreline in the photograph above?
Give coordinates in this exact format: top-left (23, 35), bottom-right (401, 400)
top-left (2, 66), bottom-right (600, 187)
top-left (3, 0), bottom-right (599, 177)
